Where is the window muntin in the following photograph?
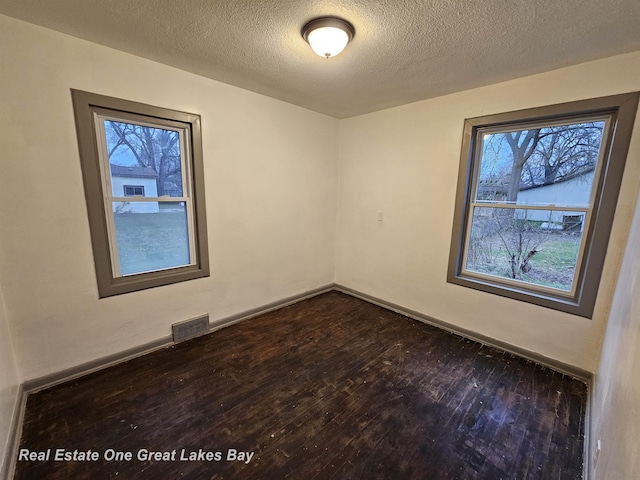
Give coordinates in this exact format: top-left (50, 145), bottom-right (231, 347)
top-left (94, 113), bottom-right (196, 277)
top-left (448, 93), bottom-right (639, 318)
top-left (123, 185), bottom-right (145, 197)
top-left (461, 116), bottom-right (609, 297)
top-left (72, 90), bottom-right (209, 297)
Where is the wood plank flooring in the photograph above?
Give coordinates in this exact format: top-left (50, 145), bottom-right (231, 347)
top-left (14, 291), bottom-right (587, 479)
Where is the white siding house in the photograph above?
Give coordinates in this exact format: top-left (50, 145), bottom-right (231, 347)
top-left (516, 171), bottom-right (595, 231)
top-left (110, 164), bottom-right (160, 213)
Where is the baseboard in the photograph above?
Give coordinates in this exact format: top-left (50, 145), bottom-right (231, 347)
top-left (9, 282), bottom-right (593, 478)
top-left (7, 284), bottom-right (334, 477)
top-left (1, 384), bottom-right (25, 480)
top-left (22, 283), bottom-right (336, 395)
top-left (23, 282), bottom-right (590, 392)
top-left (334, 284), bottom-right (593, 382)
top-left (583, 375), bottom-right (596, 480)
top-left (22, 335), bottom-right (174, 395)
top-left (208, 283), bottom-right (336, 332)
top-left (334, 283), bottom-right (594, 480)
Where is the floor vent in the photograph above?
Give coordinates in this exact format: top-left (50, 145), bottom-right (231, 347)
top-left (172, 315), bottom-right (210, 343)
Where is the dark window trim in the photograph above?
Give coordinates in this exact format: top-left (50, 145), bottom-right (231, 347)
top-left (123, 185), bottom-right (145, 197)
top-left (447, 92), bottom-right (639, 318)
top-left (71, 89), bottom-right (209, 298)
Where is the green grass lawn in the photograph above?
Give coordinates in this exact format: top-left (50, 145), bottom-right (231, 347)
top-left (530, 236), bottom-right (581, 268)
top-left (520, 235), bottom-right (581, 290)
top-left (113, 211), bottom-right (190, 275)
top-left (467, 232), bottom-right (582, 291)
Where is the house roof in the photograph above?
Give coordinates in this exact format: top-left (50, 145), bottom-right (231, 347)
top-left (0, 1), bottom-right (638, 118)
top-left (110, 164), bottom-right (158, 178)
top-left (518, 168), bottom-right (596, 192)
top-left (478, 166), bottom-right (596, 193)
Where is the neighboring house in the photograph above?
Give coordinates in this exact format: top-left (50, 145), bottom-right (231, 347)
top-left (516, 170), bottom-right (595, 231)
top-left (110, 164), bottom-right (159, 213)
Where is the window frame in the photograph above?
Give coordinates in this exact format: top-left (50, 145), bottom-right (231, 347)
top-left (123, 185), bottom-right (145, 197)
top-left (72, 89), bottom-right (209, 298)
top-left (447, 93), bottom-right (639, 318)
top-left (460, 114), bottom-right (611, 300)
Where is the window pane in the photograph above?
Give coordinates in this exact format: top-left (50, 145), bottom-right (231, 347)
top-left (72, 89), bottom-right (209, 297)
top-left (476, 121), bottom-right (605, 205)
top-left (123, 185), bottom-right (145, 197)
top-left (113, 203), bottom-right (191, 275)
top-left (466, 207), bottom-right (583, 292)
top-left (447, 93), bottom-right (639, 317)
top-left (104, 120), bottom-right (184, 198)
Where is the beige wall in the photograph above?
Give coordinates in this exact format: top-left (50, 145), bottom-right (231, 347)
top-left (592, 187), bottom-right (640, 478)
top-left (0, 14), bottom-right (339, 381)
top-left (0, 283), bottom-right (19, 477)
top-left (336, 52), bottom-right (640, 372)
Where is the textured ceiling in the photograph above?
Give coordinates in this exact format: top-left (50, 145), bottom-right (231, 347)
top-left (1, 0), bottom-right (639, 118)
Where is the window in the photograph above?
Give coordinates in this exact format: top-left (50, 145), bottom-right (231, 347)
top-left (72, 90), bottom-right (209, 297)
top-left (123, 185), bottom-right (145, 197)
top-left (448, 93), bottom-right (639, 317)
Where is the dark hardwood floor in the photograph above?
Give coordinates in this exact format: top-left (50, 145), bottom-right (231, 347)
top-left (14, 291), bottom-right (587, 479)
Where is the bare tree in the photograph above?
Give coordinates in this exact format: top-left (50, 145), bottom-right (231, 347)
top-left (474, 121), bottom-right (604, 282)
top-left (503, 130), bottom-right (540, 202)
top-left (522, 123), bottom-right (603, 188)
top-left (106, 121), bottom-right (182, 196)
top-left (494, 211), bottom-right (546, 280)
top-left (482, 121), bottom-right (603, 201)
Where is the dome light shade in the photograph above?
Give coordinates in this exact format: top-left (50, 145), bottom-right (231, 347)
top-left (302, 17), bottom-right (355, 58)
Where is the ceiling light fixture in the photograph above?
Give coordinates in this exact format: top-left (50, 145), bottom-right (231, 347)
top-left (302, 17), bottom-right (355, 59)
